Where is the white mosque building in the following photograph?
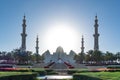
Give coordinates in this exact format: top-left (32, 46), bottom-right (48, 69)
top-left (43, 46), bottom-right (76, 63)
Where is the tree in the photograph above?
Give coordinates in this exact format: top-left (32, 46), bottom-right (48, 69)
top-left (26, 51), bottom-right (33, 64)
top-left (34, 53), bottom-right (42, 63)
top-left (85, 54), bottom-right (91, 63)
top-left (115, 52), bottom-right (120, 60)
top-left (104, 51), bottom-right (115, 63)
top-left (6, 52), bottom-right (12, 60)
top-left (85, 50), bottom-right (94, 63)
top-left (85, 50), bottom-right (103, 64)
top-left (11, 49), bottom-right (31, 64)
top-left (11, 49), bottom-right (20, 64)
top-left (78, 52), bottom-right (85, 63)
top-left (92, 50), bottom-right (103, 63)
top-left (74, 54), bottom-right (80, 63)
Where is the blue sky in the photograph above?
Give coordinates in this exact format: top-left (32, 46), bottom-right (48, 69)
top-left (0, 0), bottom-right (120, 54)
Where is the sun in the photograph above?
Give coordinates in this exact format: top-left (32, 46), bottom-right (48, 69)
top-left (42, 23), bottom-right (80, 53)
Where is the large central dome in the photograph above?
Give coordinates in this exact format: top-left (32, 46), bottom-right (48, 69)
top-left (43, 46), bottom-right (76, 63)
top-left (56, 46), bottom-right (64, 53)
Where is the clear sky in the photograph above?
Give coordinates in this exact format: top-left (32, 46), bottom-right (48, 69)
top-left (0, 0), bottom-right (120, 54)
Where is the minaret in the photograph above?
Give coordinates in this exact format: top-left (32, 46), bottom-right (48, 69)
top-left (81, 35), bottom-right (84, 53)
top-left (93, 15), bottom-right (99, 51)
top-left (21, 15), bottom-right (27, 51)
top-left (36, 35), bottom-right (39, 63)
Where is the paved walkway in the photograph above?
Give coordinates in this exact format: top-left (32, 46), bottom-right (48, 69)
top-left (37, 75), bottom-right (73, 80)
top-left (51, 63), bottom-right (67, 69)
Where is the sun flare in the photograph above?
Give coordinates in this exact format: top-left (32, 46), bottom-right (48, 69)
top-left (42, 24), bottom-right (80, 53)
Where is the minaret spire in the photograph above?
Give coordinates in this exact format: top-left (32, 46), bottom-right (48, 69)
top-left (93, 15), bottom-right (99, 51)
top-left (81, 35), bottom-right (84, 53)
top-left (21, 15), bottom-right (27, 51)
top-left (36, 35), bottom-right (39, 63)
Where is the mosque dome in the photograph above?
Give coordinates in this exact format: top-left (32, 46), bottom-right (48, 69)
top-left (56, 46), bottom-right (64, 53)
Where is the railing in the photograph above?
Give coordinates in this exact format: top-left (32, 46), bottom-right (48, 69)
top-left (44, 62), bottom-right (55, 68)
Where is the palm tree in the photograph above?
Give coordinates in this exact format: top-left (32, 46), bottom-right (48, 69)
top-left (104, 51), bottom-right (114, 64)
top-left (85, 50), bottom-right (94, 63)
top-left (85, 50), bottom-right (103, 64)
top-left (92, 50), bottom-right (103, 63)
top-left (115, 52), bottom-right (120, 60)
top-left (74, 54), bottom-right (80, 63)
top-left (114, 52), bottom-right (120, 64)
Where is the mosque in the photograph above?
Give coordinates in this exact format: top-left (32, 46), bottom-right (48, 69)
top-left (20, 15), bottom-right (99, 63)
top-left (43, 46), bottom-right (76, 63)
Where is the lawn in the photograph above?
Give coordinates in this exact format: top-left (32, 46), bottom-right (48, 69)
top-left (0, 71), bottom-right (38, 80)
top-left (74, 72), bottom-right (120, 80)
top-left (0, 68), bottom-right (45, 77)
top-left (1, 68), bottom-right (120, 80)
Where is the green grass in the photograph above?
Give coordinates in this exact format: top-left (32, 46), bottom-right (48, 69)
top-left (1, 68), bottom-right (120, 80)
top-left (0, 71), bottom-right (38, 80)
top-left (0, 68), bottom-right (45, 77)
top-left (0, 72), bottom-right (35, 77)
top-left (74, 72), bottom-right (120, 80)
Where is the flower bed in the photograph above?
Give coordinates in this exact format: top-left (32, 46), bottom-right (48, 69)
top-left (0, 68), bottom-right (32, 72)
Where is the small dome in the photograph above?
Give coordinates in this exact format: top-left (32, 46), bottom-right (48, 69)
top-left (43, 50), bottom-right (50, 56)
top-left (69, 50), bottom-right (76, 56)
top-left (56, 46), bottom-right (64, 53)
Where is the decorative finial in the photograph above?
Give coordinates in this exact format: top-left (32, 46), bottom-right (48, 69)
top-left (95, 13), bottom-right (97, 19)
top-left (82, 35), bottom-right (83, 38)
top-left (37, 35), bottom-right (38, 39)
top-left (23, 14), bottom-right (26, 19)
top-left (37, 34), bottom-right (39, 38)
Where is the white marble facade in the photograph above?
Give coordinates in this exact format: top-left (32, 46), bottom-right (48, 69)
top-left (43, 46), bottom-right (76, 63)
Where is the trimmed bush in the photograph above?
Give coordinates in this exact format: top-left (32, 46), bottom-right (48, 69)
top-left (47, 71), bottom-right (58, 75)
top-left (67, 70), bottom-right (77, 74)
top-left (45, 69), bottom-right (53, 73)
top-left (32, 70), bottom-right (46, 76)
top-left (105, 66), bottom-right (120, 72)
top-left (107, 66), bottom-right (120, 69)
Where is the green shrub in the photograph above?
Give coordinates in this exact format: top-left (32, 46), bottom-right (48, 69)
top-left (107, 66), bottom-right (120, 69)
top-left (45, 69), bottom-right (53, 72)
top-left (67, 70), bottom-right (77, 74)
top-left (47, 71), bottom-right (58, 75)
top-left (32, 69), bottom-right (46, 76)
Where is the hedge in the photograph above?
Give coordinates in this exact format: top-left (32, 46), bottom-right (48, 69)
top-left (107, 66), bottom-right (120, 69)
top-left (32, 69), bottom-right (46, 76)
top-left (67, 70), bottom-right (77, 74)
